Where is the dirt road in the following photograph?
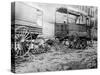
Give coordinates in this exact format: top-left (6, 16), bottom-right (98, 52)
top-left (15, 42), bottom-right (97, 73)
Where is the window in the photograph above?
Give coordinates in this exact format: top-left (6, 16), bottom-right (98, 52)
top-left (67, 14), bottom-right (76, 24)
top-left (76, 15), bottom-right (87, 24)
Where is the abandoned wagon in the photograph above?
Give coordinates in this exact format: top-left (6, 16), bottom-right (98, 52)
top-left (55, 7), bottom-right (97, 49)
top-left (11, 2), bottom-right (45, 58)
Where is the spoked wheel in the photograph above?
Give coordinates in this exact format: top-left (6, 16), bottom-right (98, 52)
top-left (15, 26), bottom-right (32, 58)
top-left (79, 39), bottom-right (87, 49)
top-left (75, 39), bottom-right (81, 49)
top-left (68, 33), bottom-right (79, 49)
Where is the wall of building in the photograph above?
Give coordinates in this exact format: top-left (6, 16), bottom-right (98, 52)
top-left (12, 2), bottom-right (55, 37)
top-left (42, 22), bottom-right (54, 37)
top-left (12, 2), bottom-right (43, 29)
top-left (12, 2), bottom-right (97, 38)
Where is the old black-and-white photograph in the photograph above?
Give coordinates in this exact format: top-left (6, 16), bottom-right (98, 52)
top-left (11, 2), bottom-right (97, 73)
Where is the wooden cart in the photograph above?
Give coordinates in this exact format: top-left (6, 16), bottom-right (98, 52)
top-left (11, 24), bottom-right (44, 58)
top-left (55, 7), bottom-right (96, 49)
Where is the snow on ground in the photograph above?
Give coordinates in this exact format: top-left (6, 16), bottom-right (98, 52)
top-left (15, 42), bottom-right (97, 73)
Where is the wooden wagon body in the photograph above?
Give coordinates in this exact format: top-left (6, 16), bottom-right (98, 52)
top-left (11, 2), bottom-right (44, 58)
top-left (55, 7), bottom-right (97, 49)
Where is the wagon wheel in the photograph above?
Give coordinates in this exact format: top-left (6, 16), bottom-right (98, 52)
top-left (15, 27), bottom-right (32, 58)
top-left (80, 39), bottom-right (87, 49)
top-left (68, 33), bottom-right (79, 48)
top-left (75, 39), bottom-right (81, 49)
